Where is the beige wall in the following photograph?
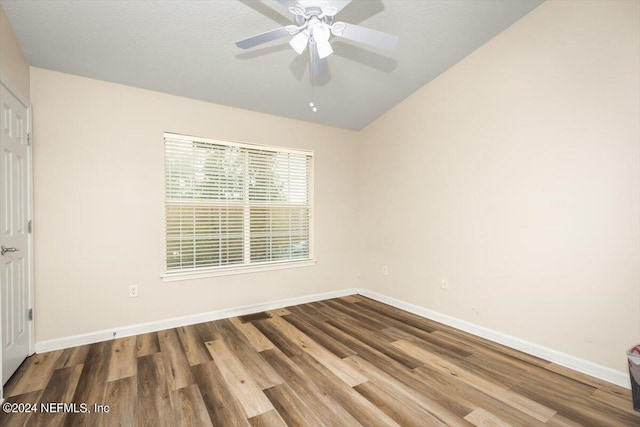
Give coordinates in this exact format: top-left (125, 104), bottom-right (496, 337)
top-left (30, 67), bottom-right (359, 341)
top-left (0, 4), bottom-right (29, 99)
top-left (357, 0), bottom-right (640, 373)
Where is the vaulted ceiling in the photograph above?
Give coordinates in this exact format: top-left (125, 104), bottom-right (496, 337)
top-left (1, 0), bottom-right (543, 129)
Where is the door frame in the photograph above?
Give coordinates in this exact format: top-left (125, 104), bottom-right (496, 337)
top-left (0, 72), bottom-right (34, 396)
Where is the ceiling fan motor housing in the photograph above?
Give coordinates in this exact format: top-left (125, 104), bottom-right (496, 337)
top-left (235, 0), bottom-right (400, 78)
top-left (294, 6), bottom-right (335, 28)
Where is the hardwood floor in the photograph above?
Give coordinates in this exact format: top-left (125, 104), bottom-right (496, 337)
top-left (2, 295), bottom-right (639, 426)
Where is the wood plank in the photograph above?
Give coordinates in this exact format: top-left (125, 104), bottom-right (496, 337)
top-left (176, 325), bottom-right (212, 366)
top-left (65, 341), bottom-right (112, 427)
top-left (344, 355), bottom-right (473, 427)
top-left (326, 315), bottom-right (426, 369)
top-left (546, 362), bottom-right (633, 398)
top-left (266, 308), bottom-right (291, 317)
top-left (323, 299), bottom-right (392, 331)
top-left (248, 410), bottom-right (287, 427)
top-left (55, 345), bottom-right (90, 369)
top-left (170, 384), bottom-right (214, 427)
top-left (194, 321), bottom-right (219, 343)
top-left (463, 408), bottom-right (511, 427)
top-left (431, 328), bottom-right (551, 369)
top-left (341, 294), bottom-right (365, 303)
top-left (0, 389), bottom-right (43, 427)
top-left (291, 352), bottom-right (401, 427)
top-left (432, 330), bottom-right (596, 397)
top-left (360, 298), bottom-right (550, 368)
top-left (136, 332), bottom-right (160, 357)
top-left (392, 339), bottom-right (557, 423)
top-left (353, 380), bottom-right (448, 426)
top-left (192, 360), bottom-right (252, 427)
top-left (137, 353), bottom-right (174, 427)
top-left (107, 336), bottom-right (137, 382)
top-left (27, 364), bottom-right (83, 427)
top-left (355, 297), bottom-right (439, 333)
top-left (432, 329), bottom-right (553, 373)
top-left (591, 388), bottom-right (640, 415)
top-left (238, 312), bottom-right (272, 323)
top-left (209, 319), bottom-right (283, 389)
top-left (229, 316), bottom-right (275, 352)
top-left (267, 316), bottom-right (367, 387)
top-left (291, 304), bottom-right (482, 421)
top-left (382, 326), bottom-right (473, 358)
top-left (263, 383), bottom-right (325, 426)
top-left (102, 376), bottom-right (137, 427)
top-left (411, 365), bottom-right (548, 427)
top-left (346, 305), bottom-right (443, 345)
top-left (466, 351), bottom-right (596, 400)
top-left (283, 313), bottom-right (357, 359)
top-left (260, 348), bottom-right (362, 427)
top-left (510, 378), bottom-right (640, 426)
top-left (4, 350), bottom-right (63, 397)
top-left (158, 328), bottom-right (195, 391)
top-left (205, 339), bottom-right (274, 418)
top-left (253, 319), bottom-right (304, 358)
top-left (545, 413), bottom-right (587, 427)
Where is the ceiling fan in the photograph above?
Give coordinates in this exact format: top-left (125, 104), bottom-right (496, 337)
top-left (235, 0), bottom-right (399, 76)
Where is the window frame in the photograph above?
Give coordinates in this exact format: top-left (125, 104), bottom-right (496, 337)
top-left (161, 132), bottom-right (315, 281)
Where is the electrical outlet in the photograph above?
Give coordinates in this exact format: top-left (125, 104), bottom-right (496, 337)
top-left (129, 284), bottom-right (138, 298)
top-left (441, 279), bottom-right (449, 290)
top-left (382, 266), bottom-right (389, 276)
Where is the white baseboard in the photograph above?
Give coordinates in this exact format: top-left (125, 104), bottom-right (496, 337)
top-left (35, 287), bottom-right (629, 389)
top-left (357, 289), bottom-right (630, 389)
top-left (34, 288), bottom-right (359, 353)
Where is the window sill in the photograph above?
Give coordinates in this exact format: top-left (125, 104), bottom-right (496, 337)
top-left (161, 259), bottom-right (317, 282)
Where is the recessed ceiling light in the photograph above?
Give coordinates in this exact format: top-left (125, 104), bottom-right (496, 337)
top-left (309, 102), bottom-right (314, 107)
top-left (312, 107), bottom-right (318, 112)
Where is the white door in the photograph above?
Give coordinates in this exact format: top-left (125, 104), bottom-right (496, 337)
top-left (0, 84), bottom-right (32, 383)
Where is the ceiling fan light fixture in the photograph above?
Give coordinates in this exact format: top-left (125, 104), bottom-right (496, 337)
top-left (290, 30), bottom-right (309, 54)
top-left (312, 24), bottom-right (333, 59)
top-left (316, 38), bottom-right (333, 59)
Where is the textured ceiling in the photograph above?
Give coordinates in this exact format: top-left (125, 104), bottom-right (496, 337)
top-left (1, 0), bottom-right (543, 130)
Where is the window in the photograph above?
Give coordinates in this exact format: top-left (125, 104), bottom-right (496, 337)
top-left (163, 133), bottom-right (313, 279)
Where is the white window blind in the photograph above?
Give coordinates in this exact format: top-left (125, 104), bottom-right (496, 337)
top-left (164, 133), bottom-right (313, 274)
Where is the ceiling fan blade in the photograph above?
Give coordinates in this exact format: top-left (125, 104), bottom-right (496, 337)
top-left (309, 41), bottom-right (327, 76)
top-left (332, 22), bottom-right (399, 50)
top-left (236, 27), bottom-right (294, 49)
top-left (321, 0), bottom-right (353, 16)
